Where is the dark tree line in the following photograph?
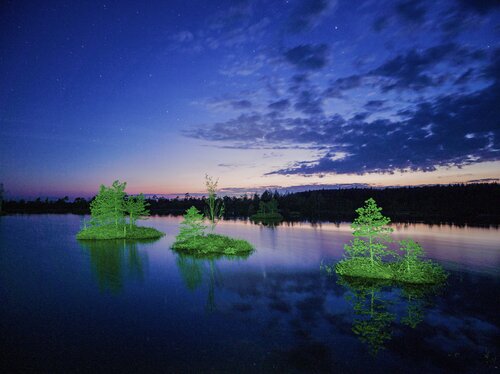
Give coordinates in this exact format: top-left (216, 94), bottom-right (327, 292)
top-left (3, 183), bottom-right (500, 225)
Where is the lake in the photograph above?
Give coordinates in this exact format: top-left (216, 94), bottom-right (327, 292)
top-left (1, 215), bottom-right (499, 373)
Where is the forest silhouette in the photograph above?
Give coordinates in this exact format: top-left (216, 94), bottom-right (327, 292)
top-left (3, 183), bottom-right (499, 225)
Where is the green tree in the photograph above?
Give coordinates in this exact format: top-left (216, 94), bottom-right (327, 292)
top-left (258, 201), bottom-right (268, 214)
top-left (90, 185), bottom-right (115, 226)
top-left (124, 193), bottom-right (150, 228)
top-left (109, 180), bottom-right (126, 227)
top-left (205, 174), bottom-right (224, 232)
top-left (344, 237), bottom-right (370, 258)
top-left (176, 206), bottom-right (207, 242)
top-left (257, 199), bottom-right (279, 215)
top-left (347, 198), bottom-right (394, 266)
top-left (399, 239), bottom-right (424, 273)
top-left (90, 180), bottom-right (126, 228)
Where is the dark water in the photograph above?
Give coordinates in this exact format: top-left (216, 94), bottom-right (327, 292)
top-left (1, 215), bottom-right (499, 373)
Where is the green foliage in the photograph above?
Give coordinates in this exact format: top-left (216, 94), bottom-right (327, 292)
top-left (335, 258), bottom-right (393, 280)
top-left (398, 239), bottom-right (423, 273)
top-left (348, 198), bottom-right (394, 265)
top-left (205, 174), bottom-right (225, 232)
top-left (331, 198), bottom-right (447, 284)
top-left (392, 258), bottom-right (448, 284)
top-left (393, 239), bottom-right (447, 284)
top-left (173, 203), bottom-right (254, 256)
top-left (176, 206), bottom-right (207, 243)
top-left (79, 181), bottom-right (164, 239)
top-left (344, 238), bottom-right (370, 258)
top-left (77, 223), bottom-right (165, 240)
top-left (250, 198), bottom-right (283, 222)
top-left (332, 257), bottom-right (447, 284)
top-left (90, 180), bottom-right (127, 227)
top-left (172, 234), bottom-right (254, 255)
top-left (124, 193), bottom-right (150, 228)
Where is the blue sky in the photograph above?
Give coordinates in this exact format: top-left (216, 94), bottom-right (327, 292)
top-left (1, 0), bottom-right (499, 197)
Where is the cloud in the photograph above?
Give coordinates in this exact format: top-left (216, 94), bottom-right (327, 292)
top-left (287, 0), bottom-right (334, 33)
top-left (323, 43), bottom-right (487, 95)
top-left (217, 182), bottom-right (372, 196)
top-left (324, 75), bottom-right (362, 97)
top-left (465, 178), bottom-right (499, 183)
top-left (294, 90), bottom-right (324, 115)
top-left (170, 31), bottom-right (194, 43)
top-left (284, 44), bottom-right (329, 70)
top-left (372, 16), bottom-right (389, 32)
top-left (370, 43), bottom-right (460, 91)
top-left (187, 52), bottom-right (500, 175)
top-left (231, 100), bottom-right (252, 109)
top-left (455, 0), bottom-right (500, 14)
top-left (395, 0), bottom-right (427, 24)
top-left (363, 100), bottom-right (387, 111)
top-left (271, 74), bottom-right (500, 175)
top-left (268, 99), bottom-right (291, 111)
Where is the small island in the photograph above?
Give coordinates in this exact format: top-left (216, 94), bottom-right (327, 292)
top-left (172, 176), bottom-right (254, 256)
top-left (250, 198), bottom-right (283, 223)
top-left (323, 198), bottom-right (447, 284)
top-left (76, 180), bottom-right (165, 240)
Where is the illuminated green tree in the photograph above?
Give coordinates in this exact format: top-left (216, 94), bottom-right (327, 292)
top-left (90, 180), bottom-right (126, 228)
top-left (347, 198), bottom-right (393, 265)
top-left (399, 239), bottom-right (424, 273)
top-left (124, 193), bottom-right (150, 228)
top-left (176, 206), bottom-right (207, 242)
top-left (205, 174), bottom-right (224, 232)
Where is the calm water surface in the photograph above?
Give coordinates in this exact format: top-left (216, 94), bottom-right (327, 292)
top-left (1, 215), bottom-right (499, 373)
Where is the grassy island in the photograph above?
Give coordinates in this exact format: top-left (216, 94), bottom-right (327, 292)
top-left (77, 223), bottom-right (165, 240)
top-left (173, 233), bottom-right (253, 255)
top-left (76, 180), bottom-right (165, 240)
top-left (172, 206), bottom-right (254, 255)
top-left (172, 176), bottom-right (254, 256)
top-left (334, 257), bottom-right (447, 284)
top-left (323, 198), bottom-right (447, 285)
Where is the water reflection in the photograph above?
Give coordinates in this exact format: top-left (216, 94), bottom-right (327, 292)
top-left (339, 276), bottom-right (443, 355)
top-left (79, 239), bottom-right (158, 293)
top-left (251, 217), bottom-right (283, 228)
top-left (175, 252), bottom-right (253, 312)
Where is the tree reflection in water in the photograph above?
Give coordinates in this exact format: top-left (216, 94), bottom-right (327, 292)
top-left (79, 238), bottom-right (158, 293)
top-left (175, 251), bottom-right (252, 312)
top-left (339, 276), bottom-right (444, 355)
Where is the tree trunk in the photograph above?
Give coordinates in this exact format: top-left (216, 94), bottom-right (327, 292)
top-left (369, 235), bottom-right (373, 265)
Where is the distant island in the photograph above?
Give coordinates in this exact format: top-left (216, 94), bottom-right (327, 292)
top-left (76, 180), bottom-right (165, 240)
top-left (3, 183), bottom-right (500, 225)
top-left (250, 198), bottom-right (284, 222)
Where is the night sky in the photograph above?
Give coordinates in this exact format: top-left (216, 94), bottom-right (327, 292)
top-left (1, 0), bottom-right (499, 198)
